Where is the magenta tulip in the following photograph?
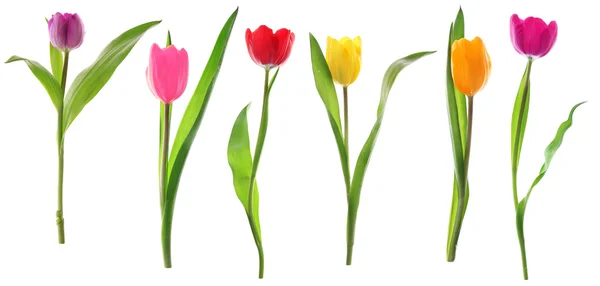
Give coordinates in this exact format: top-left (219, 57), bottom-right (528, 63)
top-left (146, 43), bottom-right (189, 104)
top-left (48, 12), bottom-right (85, 52)
top-left (510, 14), bottom-right (558, 59)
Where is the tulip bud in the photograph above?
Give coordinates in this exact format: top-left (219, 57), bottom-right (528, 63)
top-left (510, 14), bottom-right (558, 59)
top-left (326, 36), bottom-right (362, 87)
top-left (48, 12), bottom-right (85, 52)
top-left (146, 43), bottom-right (189, 104)
top-left (451, 37), bottom-right (492, 97)
top-left (245, 25), bottom-right (295, 70)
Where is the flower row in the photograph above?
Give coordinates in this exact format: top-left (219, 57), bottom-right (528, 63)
top-left (6, 7), bottom-right (579, 281)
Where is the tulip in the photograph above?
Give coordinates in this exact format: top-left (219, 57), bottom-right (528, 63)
top-left (451, 37), bottom-right (492, 97)
top-left (147, 41), bottom-right (189, 268)
top-left (48, 12), bottom-right (85, 52)
top-left (146, 43), bottom-right (189, 104)
top-left (447, 36), bottom-right (491, 262)
top-left (245, 25), bottom-right (295, 70)
top-left (326, 36), bottom-right (362, 87)
top-left (510, 14), bottom-right (558, 59)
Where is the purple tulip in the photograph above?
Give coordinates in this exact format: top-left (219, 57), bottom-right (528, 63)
top-left (510, 14), bottom-right (557, 59)
top-left (48, 12), bottom-right (85, 52)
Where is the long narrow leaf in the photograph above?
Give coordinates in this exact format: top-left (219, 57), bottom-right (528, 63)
top-left (348, 51), bottom-right (435, 207)
top-left (62, 20), bottom-right (161, 131)
top-left (511, 60), bottom-right (533, 198)
top-left (452, 8), bottom-right (467, 150)
top-left (161, 8), bottom-right (239, 249)
top-left (516, 101), bottom-right (586, 240)
top-left (45, 18), bottom-right (64, 83)
top-left (228, 104), bottom-right (262, 238)
top-left (5, 56), bottom-right (63, 111)
top-left (445, 9), bottom-right (469, 255)
top-left (308, 33), bottom-right (350, 192)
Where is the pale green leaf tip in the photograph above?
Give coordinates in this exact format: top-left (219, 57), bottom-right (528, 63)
top-left (5, 56), bottom-right (20, 64)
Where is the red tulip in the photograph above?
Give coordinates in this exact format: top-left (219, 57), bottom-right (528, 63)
top-left (245, 25), bottom-right (295, 70)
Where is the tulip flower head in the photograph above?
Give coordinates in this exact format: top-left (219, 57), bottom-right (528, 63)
top-left (326, 36), bottom-right (362, 87)
top-left (245, 25), bottom-right (295, 70)
top-left (48, 12), bottom-right (85, 52)
top-left (451, 37), bottom-right (492, 97)
top-left (146, 43), bottom-right (189, 104)
top-left (510, 14), bottom-right (558, 59)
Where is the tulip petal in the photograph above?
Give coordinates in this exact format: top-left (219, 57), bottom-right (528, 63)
top-left (539, 21), bottom-right (558, 58)
top-left (273, 29), bottom-right (294, 67)
top-left (340, 37), bottom-right (356, 86)
top-left (510, 14), bottom-right (525, 55)
top-left (249, 25), bottom-right (275, 67)
top-left (66, 13), bottom-right (85, 50)
top-left (245, 29), bottom-right (259, 66)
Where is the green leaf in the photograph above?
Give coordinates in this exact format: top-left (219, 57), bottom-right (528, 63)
top-left (46, 18), bottom-right (64, 83)
top-left (511, 59), bottom-right (533, 207)
top-left (444, 7), bottom-right (470, 259)
top-left (5, 56), bottom-right (63, 111)
top-left (161, 8), bottom-right (238, 251)
top-left (227, 104), bottom-right (262, 239)
top-left (452, 8), bottom-right (467, 151)
top-left (308, 33), bottom-right (351, 192)
top-left (516, 101), bottom-right (586, 266)
top-left (62, 20), bottom-right (161, 132)
top-left (50, 43), bottom-right (64, 84)
top-left (348, 51), bottom-right (435, 212)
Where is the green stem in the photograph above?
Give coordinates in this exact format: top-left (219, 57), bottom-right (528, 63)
top-left (447, 95), bottom-right (474, 262)
top-left (464, 96), bottom-right (474, 179)
top-left (343, 86), bottom-right (349, 159)
top-left (346, 202), bottom-right (357, 265)
top-left (512, 59), bottom-right (533, 210)
top-left (343, 86), bottom-right (355, 265)
top-left (160, 103), bottom-right (171, 268)
top-left (247, 68), bottom-right (270, 279)
top-left (56, 51), bottom-right (69, 244)
top-left (160, 104), bottom-right (170, 214)
top-left (517, 221), bottom-right (529, 280)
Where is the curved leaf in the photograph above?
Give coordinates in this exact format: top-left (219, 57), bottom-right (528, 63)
top-left (227, 104), bottom-right (262, 238)
top-left (348, 51), bottom-right (436, 208)
top-left (516, 101), bottom-right (586, 238)
top-left (511, 60), bottom-right (533, 209)
top-left (161, 8), bottom-right (239, 251)
top-left (62, 20), bottom-right (161, 131)
top-left (308, 33), bottom-right (350, 192)
top-left (5, 56), bottom-right (62, 111)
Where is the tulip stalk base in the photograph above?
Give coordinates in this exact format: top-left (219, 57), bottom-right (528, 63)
top-left (245, 68), bottom-right (271, 279)
top-left (346, 203), bottom-right (356, 265)
top-left (512, 59), bottom-right (533, 280)
top-left (56, 51), bottom-right (69, 245)
top-left (447, 96), bottom-right (474, 262)
top-left (160, 103), bottom-right (172, 268)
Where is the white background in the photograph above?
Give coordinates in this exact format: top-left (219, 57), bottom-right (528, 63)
top-left (0, 0), bottom-right (598, 285)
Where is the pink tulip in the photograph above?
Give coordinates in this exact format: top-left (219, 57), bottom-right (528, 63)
top-left (146, 43), bottom-right (189, 104)
top-left (48, 12), bottom-right (85, 52)
top-left (510, 14), bottom-right (558, 59)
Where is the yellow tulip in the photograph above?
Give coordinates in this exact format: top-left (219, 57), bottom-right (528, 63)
top-left (451, 37), bottom-right (492, 96)
top-left (326, 36), bottom-right (362, 87)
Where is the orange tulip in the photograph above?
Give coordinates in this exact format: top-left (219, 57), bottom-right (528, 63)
top-left (451, 37), bottom-right (492, 96)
